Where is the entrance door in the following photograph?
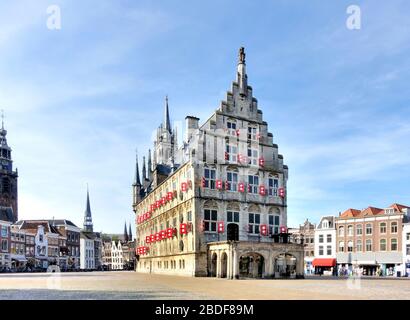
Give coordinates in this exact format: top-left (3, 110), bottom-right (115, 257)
top-left (227, 223), bottom-right (239, 241)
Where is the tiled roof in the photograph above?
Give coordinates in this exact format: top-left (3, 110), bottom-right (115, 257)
top-left (18, 220), bottom-right (61, 235)
top-left (389, 203), bottom-right (410, 212)
top-left (47, 219), bottom-right (79, 227)
top-left (361, 206), bottom-right (384, 216)
top-left (340, 209), bottom-right (361, 218)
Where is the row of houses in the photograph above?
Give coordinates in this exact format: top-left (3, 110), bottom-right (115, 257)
top-left (0, 190), bottom-right (136, 272)
top-left (290, 203), bottom-right (410, 277)
top-left (0, 217), bottom-right (98, 271)
top-left (101, 239), bottom-right (136, 271)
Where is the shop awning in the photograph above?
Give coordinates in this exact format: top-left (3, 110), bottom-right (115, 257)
top-left (312, 258), bottom-right (336, 267)
top-left (11, 257), bottom-right (28, 262)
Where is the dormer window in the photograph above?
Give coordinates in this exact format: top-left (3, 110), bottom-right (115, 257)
top-left (384, 208), bottom-right (394, 215)
top-left (322, 220), bottom-right (329, 229)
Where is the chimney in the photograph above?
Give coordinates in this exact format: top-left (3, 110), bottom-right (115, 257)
top-left (185, 116), bottom-right (199, 142)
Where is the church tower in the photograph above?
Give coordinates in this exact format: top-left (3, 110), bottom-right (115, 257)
top-left (0, 114), bottom-right (18, 222)
top-left (83, 188), bottom-right (93, 232)
top-left (154, 96), bottom-right (176, 166)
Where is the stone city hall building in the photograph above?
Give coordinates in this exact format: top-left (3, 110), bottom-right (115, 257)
top-left (132, 48), bottom-right (304, 279)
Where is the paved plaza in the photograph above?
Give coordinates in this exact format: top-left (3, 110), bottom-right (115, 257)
top-left (0, 271), bottom-right (409, 300)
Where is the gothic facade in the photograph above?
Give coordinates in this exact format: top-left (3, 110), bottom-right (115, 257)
top-left (133, 48), bottom-right (304, 278)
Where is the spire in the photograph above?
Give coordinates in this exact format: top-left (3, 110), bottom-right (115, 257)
top-left (147, 149), bottom-right (152, 180)
top-left (128, 223), bottom-right (133, 241)
top-left (164, 96), bottom-right (171, 133)
top-left (142, 156), bottom-right (147, 181)
top-left (134, 150), bottom-right (141, 186)
top-left (237, 47), bottom-right (248, 97)
top-left (0, 109), bottom-right (9, 149)
top-left (123, 221), bottom-right (128, 242)
top-left (83, 186), bottom-right (93, 232)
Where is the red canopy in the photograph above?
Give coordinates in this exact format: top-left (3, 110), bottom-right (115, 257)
top-left (312, 258), bottom-right (336, 267)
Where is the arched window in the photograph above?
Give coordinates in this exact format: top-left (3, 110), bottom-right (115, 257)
top-left (347, 225), bottom-right (353, 236)
top-left (391, 222), bottom-right (398, 234)
top-left (391, 238), bottom-right (398, 251)
top-left (339, 241), bottom-right (345, 252)
top-left (338, 226), bottom-right (344, 237)
top-left (356, 224), bottom-right (362, 235)
top-left (366, 239), bottom-right (372, 251)
top-left (356, 240), bottom-right (362, 252)
top-left (380, 222), bottom-right (387, 234)
top-left (380, 239), bottom-right (387, 251)
top-left (366, 224), bottom-right (372, 235)
top-left (347, 241), bottom-right (353, 252)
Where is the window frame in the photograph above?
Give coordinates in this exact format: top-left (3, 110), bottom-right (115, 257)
top-left (248, 175), bottom-right (259, 194)
top-left (204, 168), bottom-right (216, 189)
top-left (248, 213), bottom-right (261, 234)
top-left (268, 177), bottom-right (279, 196)
top-left (204, 209), bottom-right (218, 233)
top-left (226, 171), bottom-right (238, 192)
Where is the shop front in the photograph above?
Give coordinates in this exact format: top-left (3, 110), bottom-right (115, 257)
top-left (10, 255), bottom-right (27, 271)
top-left (312, 258), bottom-right (336, 275)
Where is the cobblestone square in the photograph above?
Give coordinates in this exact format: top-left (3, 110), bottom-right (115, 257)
top-left (0, 271), bottom-right (409, 300)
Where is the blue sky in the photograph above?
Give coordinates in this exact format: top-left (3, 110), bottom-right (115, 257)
top-left (1, 0), bottom-right (409, 232)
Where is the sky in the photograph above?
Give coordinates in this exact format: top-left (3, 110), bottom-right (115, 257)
top-left (1, 0), bottom-right (409, 232)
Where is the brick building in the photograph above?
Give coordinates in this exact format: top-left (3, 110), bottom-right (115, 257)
top-left (336, 204), bottom-right (409, 276)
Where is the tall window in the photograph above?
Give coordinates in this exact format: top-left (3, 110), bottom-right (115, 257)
top-left (327, 234), bottom-right (332, 243)
top-left (339, 241), bottom-right (344, 252)
top-left (347, 241), bottom-right (353, 252)
top-left (391, 222), bottom-right (398, 234)
top-left (319, 246), bottom-right (324, 256)
top-left (407, 233), bottom-right (410, 241)
top-left (356, 224), bottom-right (362, 235)
top-left (268, 177), bottom-right (279, 196)
top-left (366, 239), bottom-right (372, 251)
top-left (268, 215), bottom-right (280, 235)
top-left (247, 126), bottom-right (258, 141)
top-left (204, 168), bottom-right (216, 189)
top-left (247, 148), bottom-right (259, 166)
top-left (380, 239), bottom-right (387, 251)
top-left (227, 171), bottom-right (238, 192)
top-left (227, 211), bottom-right (239, 224)
top-left (338, 226), bottom-right (344, 237)
top-left (347, 225), bottom-right (353, 236)
top-left (248, 213), bottom-right (260, 234)
top-left (204, 209), bottom-right (217, 232)
top-left (380, 223), bottom-right (387, 234)
top-left (319, 235), bottom-right (324, 243)
top-left (366, 224), bottom-right (372, 235)
top-left (248, 175), bottom-right (259, 194)
top-left (407, 244), bottom-right (410, 255)
top-left (1, 226), bottom-right (8, 237)
top-left (226, 145), bottom-right (238, 163)
top-left (357, 240), bottom-right (362, 252)
top-left (327, 245), bottom-right (332, 255)
top-left (227, 121), bottom-right (237, 136)
top-left (391, 238), bottom-right (398, 251)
